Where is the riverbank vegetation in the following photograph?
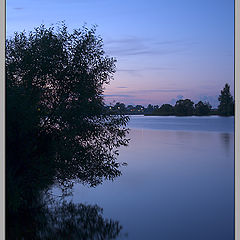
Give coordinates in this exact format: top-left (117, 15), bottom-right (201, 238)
top-left (106, 84), bottom-right (234, 116)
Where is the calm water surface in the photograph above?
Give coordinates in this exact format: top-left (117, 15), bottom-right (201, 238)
top-left (71, 116), bottom-right (234, 240)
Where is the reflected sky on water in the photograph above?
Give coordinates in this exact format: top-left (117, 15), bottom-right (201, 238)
top-left (127, 115), bottom-right (234, 133)
top-left (70, 116), bottom-right (234, 240)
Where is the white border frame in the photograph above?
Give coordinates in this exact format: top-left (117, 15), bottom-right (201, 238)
top-left (0, 0), bottom-right (239, 239)
top-left (0, 0), bottom-right (5, 239)
top-left (235, 0), bottom-right (240, 239)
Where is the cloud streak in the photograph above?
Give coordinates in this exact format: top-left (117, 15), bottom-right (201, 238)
top-left (13, 7), bottom-right (24, 10)
top-left (115, 89), bottom-right (187, 95)
top-left (117, 66), bottom-right (175, 74)
top-left (108, 47), bottom-right (186, 57)
top-left (105, 89), bottom-right (186, 97)
top-left (105, 36), bottom-right (196, 57)
top-left (104, 94), bottom-right (133, 98)
top-left (138, 89), bottom-right (186, 93)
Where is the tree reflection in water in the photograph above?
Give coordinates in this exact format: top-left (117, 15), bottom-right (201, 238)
top-left (6, 24), bottom-right (130, 239)
top-left (7, 197), bottom-right (123, 240)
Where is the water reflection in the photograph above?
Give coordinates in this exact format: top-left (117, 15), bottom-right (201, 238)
top-left (220, 132), bottom-right (232, 155)
top-left (128, 115), bottom-right (234, 132)
top-left (7, 116), bottom-right (234, 239)
top-left (7, 197), bottom-right (123, 240)
top-left (71, 124), bottom-right (234, 240)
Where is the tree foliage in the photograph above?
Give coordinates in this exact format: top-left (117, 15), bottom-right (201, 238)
top-left (7, 199), bottom-right (123, 240)
top-left (174, 99), bottom-right (194, 116)
top-left (146, 104), bottom-right (154, 113)
top-left (6, 24), bottom-right (129, 213)
top-left (218, 83), bottom-right (234, 116)
top-left (194, 101), bottom-right (211, 116)
top-left (155, 104), bottom-right (174, 115)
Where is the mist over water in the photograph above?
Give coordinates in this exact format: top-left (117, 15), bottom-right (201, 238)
top-left (70, 116), bottom-right (234, 240)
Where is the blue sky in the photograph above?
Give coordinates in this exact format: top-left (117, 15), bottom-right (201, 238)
top-left (7, 0), bottom-right (234, 107)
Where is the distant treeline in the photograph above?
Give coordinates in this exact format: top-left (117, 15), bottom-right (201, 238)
top-left (106, 84), bottom-right (234, 117)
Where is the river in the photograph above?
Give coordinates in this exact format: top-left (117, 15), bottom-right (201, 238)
top-left (69, 115), bottom-right (234, 240)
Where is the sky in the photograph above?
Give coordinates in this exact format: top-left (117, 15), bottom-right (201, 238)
top-left (7, 0), bottom-right (234, 107)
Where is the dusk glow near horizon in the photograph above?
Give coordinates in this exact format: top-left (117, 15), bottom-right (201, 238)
top-left (7, 0), bottom-right (234, 107)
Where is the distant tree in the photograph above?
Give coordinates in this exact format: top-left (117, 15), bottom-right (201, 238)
top-left (146, 104), bottom-right (154, 113)
top-left (174, 99), bottom-right (194, 116)
top-left (6, 24), bottom-right (129, 213)
top-left (127, 105), bottom-right (134, 109)
top-left (218, 83), bottom-right (234, 116)
top-left (135, 105), bottom-right (144, 113)
top-left (126, 105), bottom-right (135, 113)
top-left (157, 104), bottom-right (174, 115)
top-left (126, 105), bottom-right (134, 110)
top-left (114, 102), bottom-right (126, 111)
top-left (194, 101), bottom-right (212, 116)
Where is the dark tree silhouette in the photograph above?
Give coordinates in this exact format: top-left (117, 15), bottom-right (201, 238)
top-left (6, 24), bottom-right (129, 214)
top-left (194, 101), bottom-right (212, 116)
top-left (155, 104), bottom-right (174, 115)
top-left (146, 104), bottom-right (154, 113)
top-left (127, 105), bottom-right (134, 111)
top-left (7, 199), bottom-right (124, 240)
top-left (174, 99), bottom-right (194, 116)
top-left (218, 83), bottom-right (234, 116)
top-left (113, 102), bottom-right (126, 113)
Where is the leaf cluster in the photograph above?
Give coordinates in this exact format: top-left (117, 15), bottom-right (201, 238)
top-left (6, 23), bottom-right (130, 213)
top-left (218, 83), bottom-right (234, 116)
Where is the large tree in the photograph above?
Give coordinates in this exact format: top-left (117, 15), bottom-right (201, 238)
top-left (6, 24), bottom-right (129, 212)
top-left (156, 104), bottom-right (174, 115)
top-left (174, 99), bottom-right (194, 116)
top-left (218, 83), bottom-right (234, 116)
top-left (194, 101), bottom-right (212, 116)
